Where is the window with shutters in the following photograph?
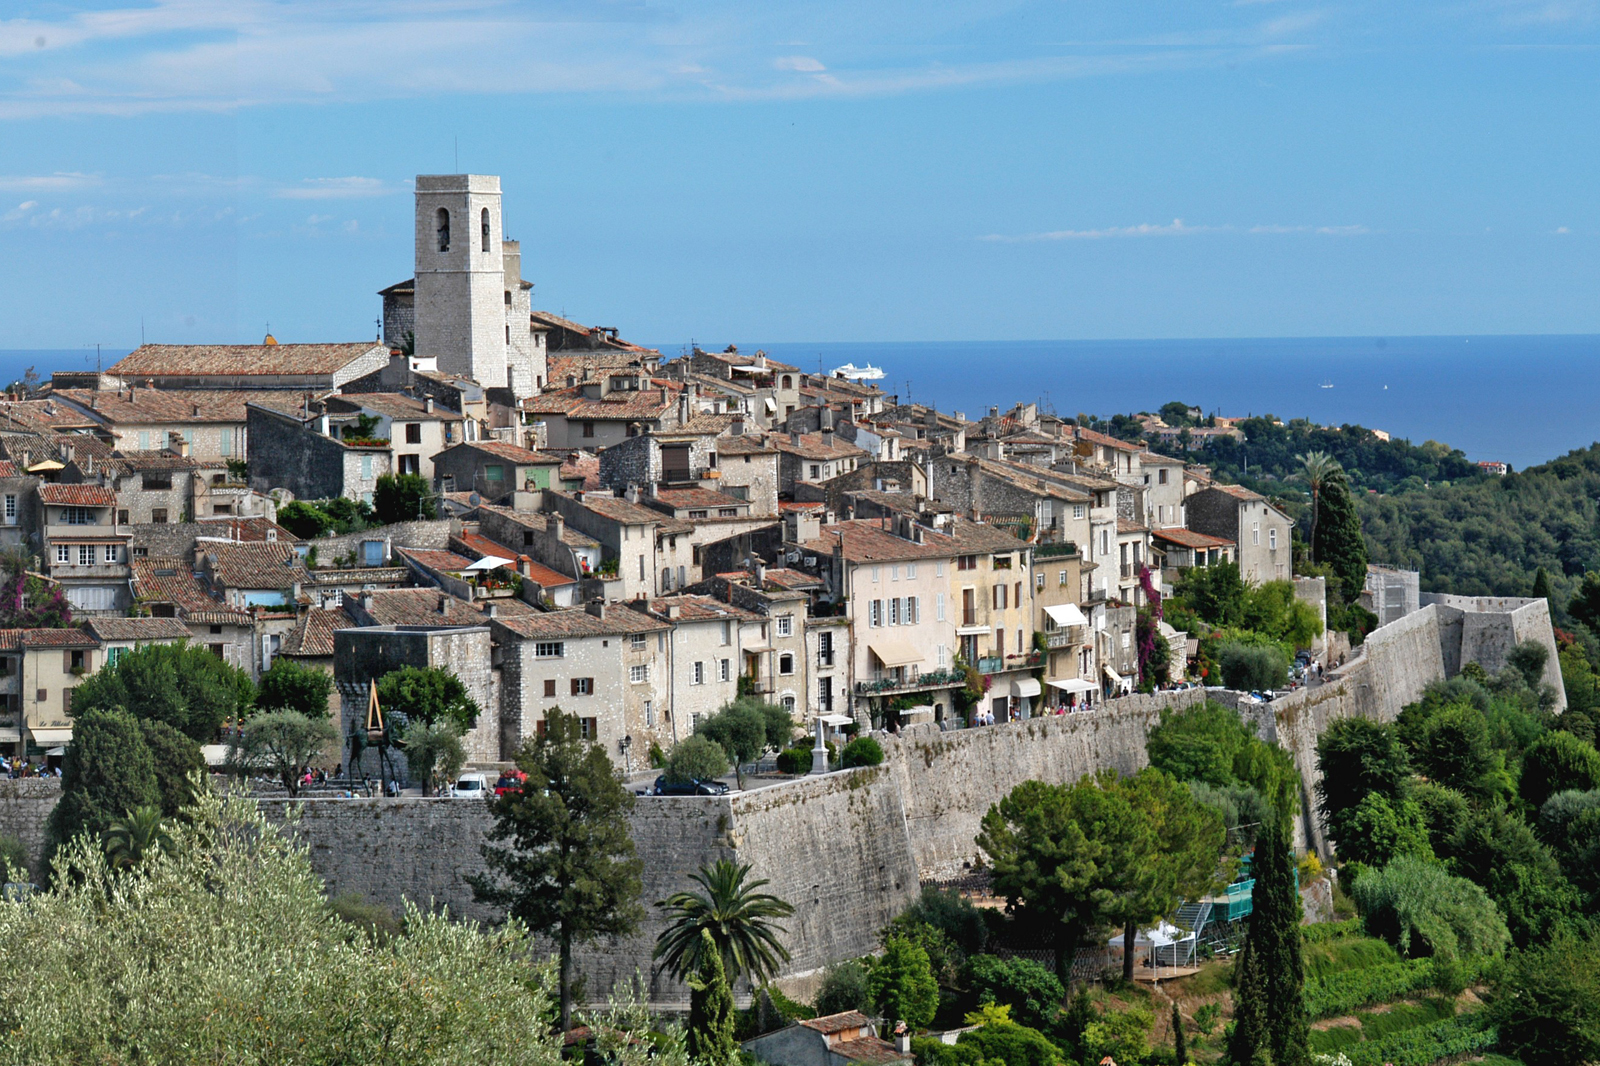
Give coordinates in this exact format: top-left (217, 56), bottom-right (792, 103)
top-left (581, 717), bottom-right (598, 739)
top-left (935, 592), bottom-right (945, 621)
top-left (869, 600), bottom-right (882, 627)
top-left (935, 561), bottom-right (945, 577)
top-left (906, 563), bottom-right (917, 579)
top-left (543, 679), bottom-right (556, 698)
top-left (906, 596), bottom-right (919, 624)
top-left (718, 659), bottom-right (730, 682)
top-left (776, 615), bottom-right (792, 637)
top-left (405, 423), bottom-right (421, 444)
top-left (570, 677), bottom-right (593, 696)
top-left (692, 661), bottom-right (705, 685)
top-left (630, 664), bottom-right (648, 683)
top-left (889, 598), bottom-right (900, 626)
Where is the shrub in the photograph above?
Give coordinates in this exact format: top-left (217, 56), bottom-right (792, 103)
top-left (963, 954), bottom-right (1063, 1030)
top-left (663, 735), bottom-right (728, 785)
top-left (867, 935), bottom-right (938, 1029)
top-left (1082, 1005), bottom-right (1153, 1066)
top-left (775, 745), bottom-right (812, 775)
top-left (839, 737), bottom-right (884, 769)
top-left (1218, 642), bottom-right (1288, 691)
top-left (1492, 928), bottom-right (1600, 1066)
top-left (893, 886), bottom-right (990, 958)
top-left (373, 473), bottom-right (432, 524)
top-left (0, 833), bottom-right (28, 881)
top-left (813, 959), bottom-right (871, 1017)
top-left (1352, 856), bottom-right (1510, 960)
top-left (1521, 731), bottom-right (1600, 810)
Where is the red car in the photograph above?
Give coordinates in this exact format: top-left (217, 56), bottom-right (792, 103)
top-left (493, 770), bottom-right (527, 797)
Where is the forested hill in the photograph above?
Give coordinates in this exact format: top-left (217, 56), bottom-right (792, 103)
top-left (1360, 442), bottom-right (1600, 611)
top-left (1141, 415), bottom-right (1487, 495)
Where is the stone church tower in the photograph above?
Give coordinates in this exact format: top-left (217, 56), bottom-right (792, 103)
top-left (410, 174), bottom-right (543, 399)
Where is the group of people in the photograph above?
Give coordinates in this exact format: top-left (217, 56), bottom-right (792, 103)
top-left (0, 757), bottom-right (59, 779)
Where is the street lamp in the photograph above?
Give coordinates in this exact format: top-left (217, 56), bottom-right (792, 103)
top-left (619, 733), bottom-right (633, 774)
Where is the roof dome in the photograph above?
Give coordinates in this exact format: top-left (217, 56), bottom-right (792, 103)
top-left (263, 333), bottom-right (278, 345)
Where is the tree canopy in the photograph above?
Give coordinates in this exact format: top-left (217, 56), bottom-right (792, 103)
top-left (375, 665), bottom-right (480, 735)
top-left (70, 641), bottom-right (254, 742)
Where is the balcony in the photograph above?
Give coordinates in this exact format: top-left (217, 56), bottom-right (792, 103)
top-left (1045, 626), bottom-right (1088, 649)
top-left (855, 667), bottom-right (966, 696)
top-left (976, 656), bottom-right (1003, 674)
top-left (49, 562), bottom-right (131, 581)
top-left (46, 523), bottom-right (125, 542)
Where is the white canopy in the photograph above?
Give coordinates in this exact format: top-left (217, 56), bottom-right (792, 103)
top-left (1102, 664), bottom-right (1123, 685)
top-left (0, 728), bottom-right (19, 743)
top-left (1048, 678), bottom-right (1097, 694)
top-left (1108, 920), bottom-right (1196, 949)
top-left (1010, 677), bottom-right (1041, 698)
top-left (1043, 603), bottom-right (1088, 628)
top-left (29, 728), bottom-right (71, 746)
top-left (464, 555), bottom-right (515, 572)
top-left (816, 714), bottom-right (854, 727)
top-left (870, 641), bottom-right (921, 669)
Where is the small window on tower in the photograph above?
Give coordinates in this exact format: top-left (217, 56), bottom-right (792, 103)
top-left (436, 208), bottom-right (450, 251)
top-left (481, 208), bottom-right (491, 252)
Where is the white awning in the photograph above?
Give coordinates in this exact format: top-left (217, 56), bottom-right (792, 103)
top-left (201, 744), bottom-right (232, 766)
top-left (763, 397), bottom-right (778, 413)
top-left (1048, 678), bottom-right (1097, 694)
top-left (869, 641), bottom-right (922, 668)
top-left (1043, 603), bottom-right (1087, 628)
top-left (28, 728), bottom-right (71, 745)
top-left (816, 714), bottom-right (854, 727)
top-left (955, 625), bottom-right (991, 637)
top-left (464, 555), bottom-right (515, 572)
top-left (0, 728), bottom-right (19, 743)
top-left (45, 746), bottom-right (65, 757)
top-left (1010, 677), bottom-right (1041, 698)
top-left (1102, 664), bottom-right (1123, 684)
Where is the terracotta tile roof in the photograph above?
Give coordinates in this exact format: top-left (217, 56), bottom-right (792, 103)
top-left (1152, 528), bottom-right (1235, 550)
top-left (37, 483), bottom-right (116, 507)
top-left (194, 515), bottom-right (298, 543)
top-left (801, 1011), bottom-right (872, 1035)
top-left (398, 548), bottom-right (476, 573)
top-left (440, 440), bottom-right (560, 464)
top-left (1210, 483), bottom-right (1265, 502)
top-left (1075, 426), bottom-right (1144, 452)
top-left (82, 616), bottom-right (192, 643)
top-left (348, 588), bottom-right (535, 627)
top-left (1138, 451), bottom-right (1184, 465)
top-left (557, 450), bottom-right (601, 489)
top-left (780, 501), bottom-right (825, 512)
top-left (103, 451), bottom-right (201, 474)
top-left (280, 607), bottom-right (349, 657)
top-left (109, 343), bottom-right (387, 378)
top-left (131, 556), bottom-right (251, 623)
top-left (759, 567), bottom-right (824, 590)
top-left (451, 530), bottom-right (523, 563)
top-left (829, 1037), bottom-right (911, 1064)
top-left (529, 311), bottom-right (654, 353)
top-left (524, 560), bottom-right (577, 588)
top-left (0, 400), bottom-right (101, 432)
top-left (943, 516), bottom-right (1027, 552)
top-left (308, 567), bottom-right (408, 584)
top-left (57, 388), bottom-right (312, 426)
top-left (796, 519), bottom-right (954, 564)
top-left (564, 491), bottom-right (664, 527)
top-left (715, 434), bottom-right (777, 456)
top-left (1117, 519), bottom-right (1149, 535)
top-left (0, 627), bottom-right (101, 649)
top-left (636, 593), bottom-right (763, 624)
top-left (770, 431), bottom-right (868, 462)
top-left (653, 487), bottom-right (748, 510)
top-left (0, 460), bottom-right (22, 478)
top-left (523, 383), bottom-right (681, 422)
top-left (494, 605), bottom-right (668, 640)
top-left (473, 505), bottom-right (599, 547)
top-left (328, 393), bottom-right (459, 421)
top-left (203, 541), bottom-right (309, 589)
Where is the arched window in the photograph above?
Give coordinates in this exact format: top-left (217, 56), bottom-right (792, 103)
top-left (779, 653), bottom-right (794, 675)
top-left (781, 375), bottom-right (792, 390)
top-left (481, 208), bottom-right (491, 252)
top-left (435, 208), bottom-right (450, 251)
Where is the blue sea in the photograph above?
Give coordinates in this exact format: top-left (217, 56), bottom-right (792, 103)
top-left (9, 335), bottom-right (1599, 470)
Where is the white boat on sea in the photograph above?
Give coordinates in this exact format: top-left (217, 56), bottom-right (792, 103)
top-left (832, 362), bottom-right (885, 380)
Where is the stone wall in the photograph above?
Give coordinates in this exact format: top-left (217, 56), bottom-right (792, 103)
top-left (0, 778), bottom-right (61, 880)
top-left (309, 519), bottom-right (455, 565)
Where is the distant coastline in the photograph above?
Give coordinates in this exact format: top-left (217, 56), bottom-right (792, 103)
top-left (9, 333), bottom-right (1599, 470)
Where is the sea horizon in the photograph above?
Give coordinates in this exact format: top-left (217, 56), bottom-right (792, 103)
top-left (5, 332), bottom-right (1596, 470)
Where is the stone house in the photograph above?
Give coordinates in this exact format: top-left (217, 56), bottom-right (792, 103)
top-left (473, 505), bottom-right (603, 589)
top-left (675, 347), bottom-right (806, 428)
top-left (54, 386), bottom-right (305, 463)
top-left (81, 616), bottom-right (192, 668)
top-left (522, 371), bottom-right (683, 451)
top-left (542, 489), bottom-right (674, 601)
top-left (130, 555), bottom-right (259, 676)
top-left (106, 342), bottom-right (390, 393)
top-left (1150, 528), bottom-right (1236, 594)
top-left (1186, 484), bottom-right (1293, 585)
top-left (3, 628), bottom-right (104, 760)
top-left (246, 403), bottom-right (394, 505)
top-left (64, 450), bottom-right (264, 526)
top-left (430, 440), bottom-right (562, 501)
top-left (199, 541), bottom-right (311, 612)
top-left (490, 603), bottom-right (672, 769)
top-left (1029, 542), bottom-right (1095, 710)
top-left (595, 428), bottom-right (719, 494)
top-left (925, 454), bottom-right (1092, 549)
top-left (1139, 451), bottom-right (1187, 528)
top-left (628, 594), bottom-right (765, 732)
top-left (742, 1011), bottom-right (912, 1066)
top-left (790, 516), bottom-right (960, 729)
top-left (645, 486), bottom-right (752, 521)
top-left (38, 482), bottom-right (131, 614)
top-left (713, 433), bottom-right (780, 516)
top-left (684, 572), bottom-right (816, 727)
top-left (1114, 519), bottom-right (1153, 607)
top-left (1073, 425), bottom-right (1144, 482)
top-left (1095, 603), bottom-right (1139, 697)
top-left (772, 431), bottom-right (868, 498)
top-left (0, 460), bottom-right (41, 556)
top-left (325, 393), bottom-right (466, 482)
top-left (942, 516), bottom-right (1039, 720)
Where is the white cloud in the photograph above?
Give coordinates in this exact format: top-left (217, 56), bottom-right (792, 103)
top-left (0, 172), bottom-right (100, 192)
top-left (274, 176), bottom-right (390, 200)
top-left (306, 213), bottom-right (334, 224)
top-left (982, 219), bottom-right (1223, 242)
top-left (774, 56), bottom-right (826, 72)
top-left (1556, 225), bottom-right (1571, 233)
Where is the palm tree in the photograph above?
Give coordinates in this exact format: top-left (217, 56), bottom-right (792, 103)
top-left (103, 805), bottom-right (171, 869)
top-left (1295, 451), bottom-right (1344, 560)
top-left (654, 860), bottom-right (795, 986)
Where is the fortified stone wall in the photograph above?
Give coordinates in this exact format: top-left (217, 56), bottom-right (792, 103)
top-left (0, 778), bottom-right (61, 881)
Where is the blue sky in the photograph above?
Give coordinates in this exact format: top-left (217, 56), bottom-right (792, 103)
top-left (1, 0), bottom-right (1597, 350)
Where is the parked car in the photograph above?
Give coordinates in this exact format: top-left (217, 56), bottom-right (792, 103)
top-left (493, 770), bottom-right (527, 797)
top-left (650, 776), bottom-right (730, 796)
top-left (451, 772), bottom-right (491, 799)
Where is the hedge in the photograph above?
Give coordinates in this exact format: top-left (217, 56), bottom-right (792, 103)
top-left (1302, 918), bottom-right (1364, 944)
top-left (1342, 1014), bottom-right (1497, 1066)
top-left (1304, 956), bottom-right (1491, 1019)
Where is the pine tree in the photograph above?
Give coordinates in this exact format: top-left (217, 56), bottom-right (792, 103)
top-left (1226, 818), bottom-right (1310, 1066)
top-left (687, 928), bottom-right (738, 1066)
top-left (1173, 1003), bottom-right (1188, 1064)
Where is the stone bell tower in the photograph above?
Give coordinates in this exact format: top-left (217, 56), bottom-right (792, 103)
top-left (413, 174), bottom-right (510, 389)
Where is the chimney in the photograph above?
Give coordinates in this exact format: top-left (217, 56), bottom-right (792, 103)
top-left (423, 396), bottom-right (434, 414)
top-left (484, 602), bottom-right (499, 619)
top-left (625, 483), bottom-right (640, 504)
top-left (552, 513), bottom-right (565, 538)
top-left (894, 1030), bottom-right (911, 1055)
top-left (666, 603), bottom-right (681, 620)
top-left (361, 593), bottom-right (375, 614)
top-left (755, 561), bottom-right (766, 588)
top-left (822, 430), bottom-right (835, 450)
top-left (731, 415), bottom-right (745, 436)
top-left (659, 387), bottom-right (669, 405)
top-left (438, 594), bottom-right (450, 615)
top-left (317, 412), bottom-right (330, 437)
top-left (678, 394), bottom-right (690, 424)
top-left (585, 599), bottom-right (605, 619)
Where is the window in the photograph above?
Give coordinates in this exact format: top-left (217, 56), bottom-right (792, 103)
top-left (117, 509), bottom-right (128, 525)
top-left (717, 508), bottom-right (737, 517)
top-left (994, 584), bottom-right (1007, 610)
top-left (405, 423), bottom-right (422, 444)
top-left (436, 207), bottom-right (450, 251)
top-left (61, 506), bottom-right (94, 525)
top-left (361, 455), bottom-right (373, 480)
top-left (937, 643), bottom-right (947, 666)
top-left (630, 664), bottom-right (648, 683)
top-left (1015, 581), bottom-right (1022, 606)
top-left (55, 545), bottom-right (69, 564)
top-left (996, 629), bottom-right (1005, 657)
top-left (1074, 504), bottom-right (1085, 520)
top-left (1100, 530), bottom-right (1109, 555)
top-left (67, 648), bottom-right (87, 672)
top-left (77, 545), bottom-right (93, 566)
top-left (1252, 524), bottom-right (1260, 545)
top-left (782, 695), bottom-right (796, 714)
top-left (543, 679), bottom-right (557, 698)
top-left (906, 596), bottom-right (919, 624)
top-left (935, 561), bottom-right (944, 577)
top-left (809, 464), bottom-right (820, 479)
top-left (692, 661), bottom-right (705, 685)
top-left (107, 646), bottom-right (125, 666)
top-left (582, 421), bottom-right (596, 438)
top-left (1059, 569), bottom-right (1068, 587)
top-left (1158, 468), bottom-right (1168, 485)
top-left (818, 677), bottom-right (833, 711)
top-left (779, 653), bottom-right (794, 675)
top-left (645, 700), bottom-right (655, 727)
top-left (889, 598), bottom-right (900, 626)
top-left (534, 641), bottom-right (564, 658)
top-left (890, 565), bottom-right (899, 582)
top-left (212, 503), bottom-right (233, 515)
top-left (718, 659), bottom-right (730, 682)
top-left (35, 689), bottom-right (45, 704)
top-left (483, 464), bottom-right (504, 483)
top-left (957, 555), bottom-right (977, 571)
top-left (819, 630), bottom-right (835, 666)
top-left (631, 632), bottom-right (647, 649)
top-left (571, 677), bottom-right (594, 696)
top-left (869, 599), bottom-right (882, 627)
top-left (2, 495), bottom-right (13, 525)
top-left (151, 507), bottom-right (168, 524)
top-left (1269, 528), bottom-right (1278, 550)
top-left (906, 563), bottom-right (917, 578)
top-left (871, 566), bottom-right (880, 582)
top-left (688, 510), bottom-right (708, 520)
top-left (137, 430), bottom-right (150, 451)
top-left (776, 615), bottom-right (793, 637)
top-left (721, 621), bottom-right (732, 645)
top-left (935, 592), bottom-right (945, 621)
top-left (992, 553), bottom-right (1013, 570)
top-left (103, 545), bottom-right (118, 563)
top-left (481, 207), bottom-right (491, 252)
top-left (580, 717), bottom-right (598, 740)
top-left (1122, 631), bottom-right (1132, 649)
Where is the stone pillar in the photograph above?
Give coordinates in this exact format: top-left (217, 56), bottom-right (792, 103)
top-left (810, 717), bottom-right (829, 774)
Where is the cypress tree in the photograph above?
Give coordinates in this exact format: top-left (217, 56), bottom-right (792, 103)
top-left (1172, 1003), bottom-right (1188, 1064)
top-left (1227, 818), bottom-right (1310, 1066)
top-left (687, 928), bottom-right (738, 1066)
top-left (1532, 567), bottom-right (1553, 603)
top-left (46, 707), bottom-right (159, 865)
top-left (1313, 477), bottom-right (1368, 606)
